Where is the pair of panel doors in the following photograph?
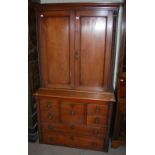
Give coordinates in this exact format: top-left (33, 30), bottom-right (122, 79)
top-left (38, 8), bottom-right (115, 92)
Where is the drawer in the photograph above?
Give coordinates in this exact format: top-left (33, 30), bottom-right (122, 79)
top-left (40, 111), bottom-right (59, 123)
top-left (41, 123), bottom-right (106, 137)
top-left (87, 116), bottom-right (107, 127)
top-left (61, 102), bottom-right (84, 124)
top-left (42, 133), bottom-right (104, 151)
top-left (87, 104), bottom-right (108, 115)
top-left (39, 98), bottom-right (59, 113)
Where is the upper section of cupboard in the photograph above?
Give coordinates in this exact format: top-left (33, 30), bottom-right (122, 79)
top-left (35, 3), bottom-right (119, 92)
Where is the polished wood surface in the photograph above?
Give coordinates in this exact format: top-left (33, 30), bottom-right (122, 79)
top-left (46, 17), bottom-right (70, 85)
top-left (37, 8), bottom-right (116, 92)
top-left (61, 102), bottom-right (85, 124)
top-left (39, 98), bottom-right (59, 112)
top-left (87, 116), bottom-right (107, 127)
top-left (38, 10), bottom-right (74, 89)
top-left (36, 94), bottom-right (114, 151)
top-left (75, 10), bottom-right (114, 91)
top-left (41, 123), bottom-right (106, 137)
top-left (34, 88), bottom-right (115, 102)
top-left (87, 104), bottom-right (108, 115)
top-left (42, 132), bottom-right (104, 151)
top-left (34, 2), bottom-right (120, 152)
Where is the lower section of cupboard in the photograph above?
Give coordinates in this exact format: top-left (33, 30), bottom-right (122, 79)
top-left (35, 89), bottom-right (115, 152)
top-left (42, 132), bottom-right (105, 151)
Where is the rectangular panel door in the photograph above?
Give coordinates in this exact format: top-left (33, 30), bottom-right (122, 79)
top-left (38, 11), bottom-right (74, 89)
top-left (75, 9), bottom-right (114, 91)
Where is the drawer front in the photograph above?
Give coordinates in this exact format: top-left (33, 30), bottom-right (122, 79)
top-left (87, 116), bottom-right (107, 127)
top-left (87, 104), bottom-right (108, 115)
top-left (40, 111), bottom-right (59, 123)
top-left (39, 98), bottom-right (59, 113)
top-left (41, 123), bottom-right (106, 137)
top-left (42, 133), bottom-right (104, 151)
top-left (61, 102), bottom-right (85, 124)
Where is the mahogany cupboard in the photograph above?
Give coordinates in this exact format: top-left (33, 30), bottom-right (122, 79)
top-left (33, 2), bottom-right (122, 152)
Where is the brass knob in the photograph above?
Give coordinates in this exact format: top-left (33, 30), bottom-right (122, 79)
top-left (70, 111), bottom-right (75, 116)
top-left (48, 125), bottom-right (52, 130)
top-left (47, 102), bottom-right (52, 108)
top-left (95, 106), bottom-right (100, 113)
top-left (48, 114), bottom-right (52, 120)
top-left (94, 118), bottom-right (100, 124)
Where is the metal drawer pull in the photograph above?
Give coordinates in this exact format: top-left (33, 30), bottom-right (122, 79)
top-left (95, 107), bottom-right (100, 112)
top-left (48, 114), bottom-right (52, 120)
top-left (70, 111), bottom-right (76, 116)
top-left (47, 102), bottom-right (52, 108)
top-left (94, 118), bottom-right (100, 124)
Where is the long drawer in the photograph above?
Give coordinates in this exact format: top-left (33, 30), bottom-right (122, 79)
top-left (41, 123), bottom-right (106, 137)
top-left (42, 132), bottom-right (105, 151)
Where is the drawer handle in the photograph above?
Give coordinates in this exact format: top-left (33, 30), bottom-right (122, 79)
top-left (70, 111), bottom-right (76, 116)
top-left (47, 102), bottom-right (52, 108)
top-left (95, 107), bottom-right (100, 113)
top-left (48, 114), bottom-right (52, 120)
top-left (94, 118), bottom-right (100, 124)
top-left (92, 130), bottom-right (99, 135)
top-left (70, 136), bottom-right (74, 140)
top-left (48, 125), bottom-right (53, 130)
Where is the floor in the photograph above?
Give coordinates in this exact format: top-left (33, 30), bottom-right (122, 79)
top-left (28, 141), bottom-right (126, 155)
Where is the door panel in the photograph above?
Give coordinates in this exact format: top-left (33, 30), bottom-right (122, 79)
top-left (80, 17), bottom-right (106, 87)
top-left (75, 10), bottom-right (113, 91)
top-left (39, 11), bottom-right (74, 89)
top-left (46, 17), bottom-right (70, 85)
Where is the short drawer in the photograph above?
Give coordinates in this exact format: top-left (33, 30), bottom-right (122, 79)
top-left (87, 104), bottom-right (108, 116)
top-left (41, 123), bottom-right (106, 137)
top-left (42, 133), bottom-right (104, 151)
top-left (87, 116), bottom-right (107, 127)
top-left (40, 111), bottom-right (59, 123)
top-left (61, 102), bottom-right (85, 124)
top-left (39, 98), bottom-right (59, 113)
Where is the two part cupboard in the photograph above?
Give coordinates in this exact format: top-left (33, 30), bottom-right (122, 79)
top-left (34, 2), bottom-right (122, 152)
